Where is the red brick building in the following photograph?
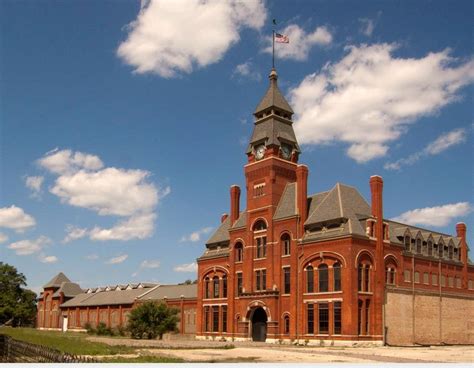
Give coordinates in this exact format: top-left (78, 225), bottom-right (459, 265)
top-left (37, 273), bottom-right (197, 335)
top-left (196, 68), bottom-right (474, 345)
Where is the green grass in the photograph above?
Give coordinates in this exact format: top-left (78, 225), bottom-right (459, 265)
top-left (0, 327), bottom-right (134, 356)
top-left (101, 355), bottom-right (185, 363)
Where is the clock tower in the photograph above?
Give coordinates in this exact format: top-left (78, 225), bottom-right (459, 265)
top-left (245, 68), bottom-right (302, 213)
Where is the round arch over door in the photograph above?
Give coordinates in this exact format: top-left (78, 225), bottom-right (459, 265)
top-left (251, 307), bottom-right (267, 342)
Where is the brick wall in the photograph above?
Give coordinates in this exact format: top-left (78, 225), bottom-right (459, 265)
top-left (385, 289), bottom-right (474, 345)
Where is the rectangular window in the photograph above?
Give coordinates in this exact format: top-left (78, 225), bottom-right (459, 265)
top-left (318, 303), bottom-right (329, 334)
top-left (404, 270), bottom-right (411, 282)
top-left (448, 276), bottom-right (454, 288)
top-left (456, 277), bottom-right (461, 289)
top-left (256, 270), bottom-right (266, 291)
top-left (212, 306), bottom-right (219, 332)
top-left (223, 277), bottom-right (227, 298)
top-left (222, 306), bottom-right (227, 333)
top-left (365, 300), bottom-right (370, 335)
top-left (284, 316), bottom-right (290, 334)
top-left (358, 300), bottom-right (363, 335)
top-left (414, 271), bottom-right (420, 283)
top-left (468, 280), bottom-right (473, 290)
top-left (358, 266), bottom-right (363, 291)
top-left (441, 275), bottom-right (446, 287)
top-left (334, 302), bottom-right (342, 335)
top-left (284, 267), bottom-right (291, 294)
top-left (432, 273), bottom-right (438, 286)
top-left (236, 273), bottom-right (243, 296)
top-left (307, 268), bottom-right (314, 293)
top-left (256, 237), bottom-right (267, 258)
top-left (423, 272), bottom-right (429, 285)
top-left (307, 303), bottom-right (314, 334)
top-left (204, 306), bottom-right (210, 332)
top-left (213, 278), bottom-right (220, 298)
top-left (334, 266), bottom-right (341, 291)
top-left (253, 183), bottom-right (265, 197)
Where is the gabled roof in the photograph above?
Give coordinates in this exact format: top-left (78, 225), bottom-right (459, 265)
top-left (254, 69), bottom-right (294, 114)
top-left (137, 284), bottom-right (197, 301)
top-left (305, 183), bottom-right (371, 226)
top-left (43, 272), bottom-right (71, 289)
top-left (52, 282), bottom-right (83, 298)
top-left (205, 216), bottom-right (231, 246)
top-left (274, 183), bottom-right (297, 220)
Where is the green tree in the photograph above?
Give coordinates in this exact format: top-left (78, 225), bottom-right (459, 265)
top-left (0, 262), bottom-right (37, 326)
top-left (127, 302), bottom-right (179, 339)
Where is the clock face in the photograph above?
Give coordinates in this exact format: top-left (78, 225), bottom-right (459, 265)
top-left (255, 145), bottom-right (265, 160)
top-left (281, 144), bottom-right (292, 160)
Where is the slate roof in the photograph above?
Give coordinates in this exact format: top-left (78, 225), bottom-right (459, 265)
top-left (246, 117), bottom-right (300, 154)
top-left (274, 183), bottom-right (297, 220)
top-left (198, 247), bottom-right (230, 260)
top-left (43, 272), bottom-right (71, 289)
top-left (52, 282), bottom-right (83, 298)
top-left (254, 69), bottom-right (294, 114)
top-left (232, 212), bottom-right (247, 229)
top-left (60, 284), bottom-right (158, 308)
top-left (205, 216), bottom-right (230, 246)
top-left (137, 284), bottom-right (197, 301)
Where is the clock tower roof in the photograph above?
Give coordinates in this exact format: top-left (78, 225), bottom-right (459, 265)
top-left (246, 68), bottom-right (300, 156)
top-left (254, 68), bottom-right (294, 115)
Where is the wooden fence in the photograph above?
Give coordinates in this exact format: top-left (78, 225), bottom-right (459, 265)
top-left (0, 334), bottom-right (96, 363)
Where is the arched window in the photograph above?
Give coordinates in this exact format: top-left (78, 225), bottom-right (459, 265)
top-left (318, 264), bottom-right (328, 292)
top-left (358, 263), bottom-right (371, 292)
top-left (416, 238), bottom-right (422, 253)
top-left (205, 277), bottom-right (210, 299)
top-left (333, 262), bottom-right (341, 291)
top-left (428, 241), bottom-right (433, 256)
top-left (404, 235), bottom-right (411, 251)
top-left (235, 242), bottom-right (243, 262)
top-left (283, 315), bottom-right (290, 334)
top-left (281, 233), bottom-right (291, 256)
top-left (438, 243), bottom-right (444, 258)
top-left (306, 265), bottom-right (314, 293)
top-left (213, 276), bottom-right (219, 298)
top-left (253, 220), bottom-right (267, 259)
top-left (222, 275), bottom-right (227, 298)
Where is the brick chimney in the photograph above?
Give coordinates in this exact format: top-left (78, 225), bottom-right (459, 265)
top-left (456, 222), bottom-right (468, 288)
top-left (296, 165), bottom-right (309, 236)
top-left (369, 175), bottom-right (384, 337)
top-left (221, 213), bottom-right (229, 223)
top-left (230, 185), bottom-right (240, 225)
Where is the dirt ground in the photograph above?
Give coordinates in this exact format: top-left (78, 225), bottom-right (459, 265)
top-left (88, 337), bottom-right (474, 363)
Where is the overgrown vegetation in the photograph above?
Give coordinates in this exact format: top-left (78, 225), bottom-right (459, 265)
top-left (0, 263), bottom-right (37, 327)
top-left (127, 302), bottom-right (179, 339)
top-left (84, 322), bottom-right (127, 337)
top-left (0, 327), bottom-right (133, 356)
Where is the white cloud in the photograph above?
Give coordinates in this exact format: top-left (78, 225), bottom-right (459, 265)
top-left (106, 254), bottom-right (128, 265)
top-left (0, 206), bottom-right (36, 232)
top-left (85, 254), bottom-right (99, 260)
top-left (38, 149), bottom-right (169, 242)
top-left (180, 227), bottom-right (213, 243)
top-left (25, 176), bottom-right (44, 199)
top-left (0, 233), bottom-right (8, 244)
top-left (63, 225), bottom-right (88, 243)
top-left (7, 236), bottom-right (51, 256)
top-left (384, 128), bottom-right (466, 170)
top-left (89, 213), bottom-right (156, 241)
top-left (359, 18), bottom-right (375, 37)
top-left (263, 25), bottom-right (332, 61)
top-left (289, 44), bottom-right (474, 162)
top-left (38, 149), bottom-right (103, 175)
top-left (174, 262), bottom-right (198, 273)
top-left (232, 61), bottom-right (261, 82)
top-left (392, 202), bottom-right (472, 227)
top-left (38, 254), bottom-right (58, 264)
top-left (117, 0), bottom-right (267, 78)
top-left (140, 260), bottom-right (161, 269)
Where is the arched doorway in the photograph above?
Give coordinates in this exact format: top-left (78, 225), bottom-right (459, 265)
top-left (251, 307), bottom-right (267, 342)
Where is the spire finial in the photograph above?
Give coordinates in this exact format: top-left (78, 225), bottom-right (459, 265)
top-left (269, 68), bottom-right (278, 81)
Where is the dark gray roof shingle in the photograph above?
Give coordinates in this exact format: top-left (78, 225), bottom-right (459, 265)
top-left (206, 216), bottom-right (231, 246)
top-left (137, 284), bottom-right (197, 301)
top-left (52, 282), bottom-right (83, 298)
top-left (43, 272), bottom-right (71, 289)
top-left (254, 69), bottom-right (294, 114)
top-left (274, 183), bottom-right (297, 220)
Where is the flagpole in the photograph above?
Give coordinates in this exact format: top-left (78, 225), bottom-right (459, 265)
top-left (272, 29), bottom-right (275, 69)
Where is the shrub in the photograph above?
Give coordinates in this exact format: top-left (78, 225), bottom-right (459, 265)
top-left (127, 302), bottom-right (179, 340)
top-left (96, 322), bottom-right (112, 336)
top-left (84, 322), bottom-right (95, 334)
top-left (115, 325), bottom-right (127, 337)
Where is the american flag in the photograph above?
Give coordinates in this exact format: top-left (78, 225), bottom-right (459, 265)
top-left (275, 33), bottom-right (289, 43)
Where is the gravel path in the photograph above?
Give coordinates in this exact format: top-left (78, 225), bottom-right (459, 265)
top-left (87, 336), bottom-right (474, 363)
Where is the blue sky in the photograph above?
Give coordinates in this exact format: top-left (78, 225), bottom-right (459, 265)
top-left (0, 0), bottom-right (472, 294)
